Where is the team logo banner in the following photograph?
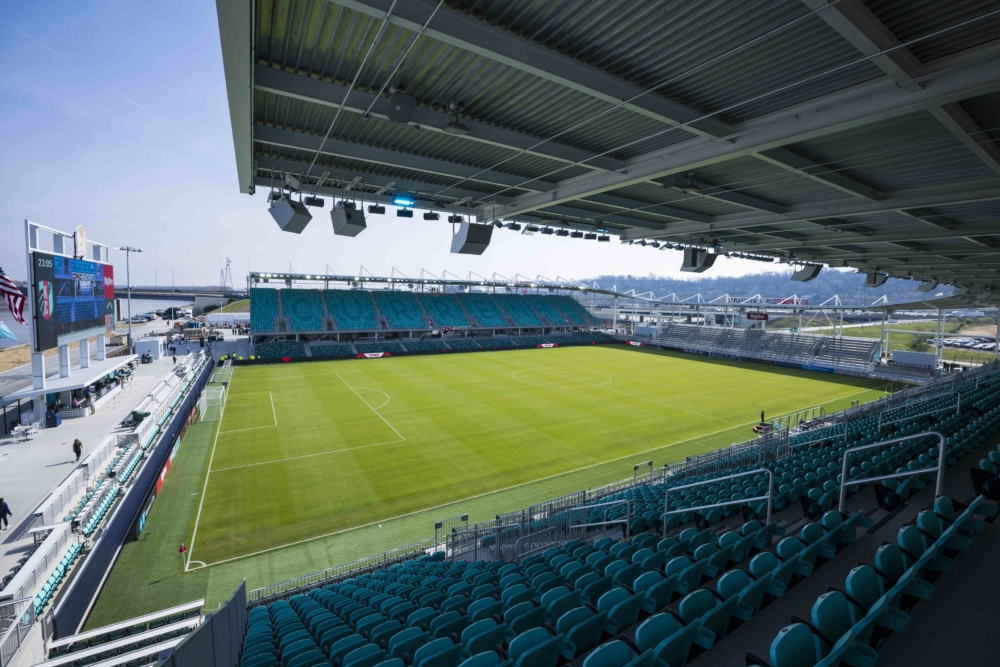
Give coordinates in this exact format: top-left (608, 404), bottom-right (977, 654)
top-left (627, 340), bottom-right (645, 347)
top-left (358, 352), bottom-right (391, 358)
top-left (537, 343), bottom-right (558, 348)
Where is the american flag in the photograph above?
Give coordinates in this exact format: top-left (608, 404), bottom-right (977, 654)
top-left (0, 266), bottom-right (27, 326)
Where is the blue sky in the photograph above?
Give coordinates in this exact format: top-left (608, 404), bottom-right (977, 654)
top-left (0, 0), bottom-right (771, 288)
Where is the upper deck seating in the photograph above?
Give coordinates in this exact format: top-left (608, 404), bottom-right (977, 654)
top-left (374, 291), bottom-right (428, 330)
top-left (524, 296), bottom-right (570, 325)
top-left (456, 293), bottom-right (508, 328)
top-left (324, 290), bottom-right (378, 331)
top-left (549, 296), bottom-right (600, 325)
top-left (493, 295), bottom-right (543, 327)
top-left (250, 288), bottom-right (279, 332)
top-left (417, 294), bottom-right (473, 328)
top-left (282, 289), bottom-right (325, 332)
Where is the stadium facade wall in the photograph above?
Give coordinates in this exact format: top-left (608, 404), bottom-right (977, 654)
top-left (160, 581), bottom-right (246, 667)
top-left (48, 358), bottom-right (215, 640)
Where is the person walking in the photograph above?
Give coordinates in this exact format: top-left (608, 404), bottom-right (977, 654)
top-left (0, 498), bottom-right (11, 532)
top-left (73, 439), bottom-right (83, 462)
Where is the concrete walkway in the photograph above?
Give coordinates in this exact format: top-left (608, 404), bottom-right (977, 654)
top-left (0, 354), bottom-right (190, 579)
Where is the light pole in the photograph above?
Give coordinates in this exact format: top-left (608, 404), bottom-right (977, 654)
top-left (115, 246), bottom-right (143, 354)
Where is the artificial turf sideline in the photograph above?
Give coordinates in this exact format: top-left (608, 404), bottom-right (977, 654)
top-left (88, 345), bottom-right (889, 625)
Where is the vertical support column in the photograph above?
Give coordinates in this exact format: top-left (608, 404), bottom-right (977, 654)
top-left (994, 312), bottom-right (998, 362)
top-left (96, 334), bottom-right (106, 361)
top-left (59, 344), bottom-right (71, 378)
top-left (937, 309), bottom-right (944, 362)
top-left (31, 351), bottom-right (47, 390)
top-left (79, 338), bottom-right (90, 369)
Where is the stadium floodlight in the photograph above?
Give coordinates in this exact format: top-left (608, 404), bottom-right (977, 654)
top-left (522, 225), bottom-right (539, 235)
top-left (304, 196), bottom-right (325, 207)
top-left (541, 227), bottom-right (554, 235)
top-left (493, 221), bottom-right (503, 228)
top-left (424, 212), bottom-right (440, 220)
top-left (650, 241), bottom-right (660, 248)
top-left (556, 229), bottom-right (569, 236)
top-left (368, 204), bottom-right (386, 214)
top-left (584, 233), bottom-right (598, 240)
top-left (570, 231), bottom-right (584, 238)
top-left (505, 222), bottom-right (521, 231)
top-left (397, 209), bottom-right (414, 218)
top-left (393, 197), bottom-right (415, 207)
top-left (598, 235), bottom-right (610, 242)
top-left (639, 240), bottom-right (647, 246)
top-left (448, 214), bottom-right (464, 223)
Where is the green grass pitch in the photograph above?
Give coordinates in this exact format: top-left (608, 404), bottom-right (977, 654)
top-left (184, 345), bottom-right (887, 568)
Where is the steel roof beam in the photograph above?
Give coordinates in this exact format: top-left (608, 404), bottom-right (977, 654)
top-left (583, 193), bottom-right (713, 224)
top-left (929, 103), bottom-right (1000, 176)
top-left (722, 219), bottom-right (1000, 251)
top-left (624, 180), bottom-right (1000, 240)
top-left (801, 0), bottom-right (922, 86)
top-left (255, 155), bottom-right (501, 203)
top-left (490, 58), bottom-right (1000, 221)
top-left (325, 0), bottom-right (732, 139)
top-left (253, 65), bottom-right (626, 173)
top-left (755, 148), bottom-right (883, 200)
top-left (254, 125), bottom-right (555, 193)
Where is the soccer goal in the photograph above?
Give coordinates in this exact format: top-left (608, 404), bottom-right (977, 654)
top-left (199, 384), bottom-right (227, 422)
top-left (211, 359), bottom-right (233, 385)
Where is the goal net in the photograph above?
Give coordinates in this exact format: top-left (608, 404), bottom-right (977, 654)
top-left (199, 384), bottom-right (227, 422)
top-left (211, 359), bottom-right (233, 385)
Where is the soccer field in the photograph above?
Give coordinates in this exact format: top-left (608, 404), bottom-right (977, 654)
top-left (185, 345), bottom-right (885, 568)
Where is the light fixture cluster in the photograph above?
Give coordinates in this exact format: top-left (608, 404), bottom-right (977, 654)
top-left (723, 251), bottom-right (775, 262)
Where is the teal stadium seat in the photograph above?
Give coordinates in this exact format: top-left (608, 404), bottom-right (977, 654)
top-left (417, 294), bottom-right (472, 327)
top-left (549, 295), bottom-right (599, 325)
top-left (324, 289), bottom-right (378, 330)
top-left (255, 341), bottom-right (307, 359)
top-left (282, 289), bottom-right (325, 331)
top-left (355, 342), bottom-right (406, 355)
top-left (404, 340), bottom-right (448, 352)
top-left (524, 295), bottom-right (569, 325)
top-left (493, 295), bottom-right (543, 327)
top-left (310, 344), bottom-right (355, 357)
top-left (455, 293), bottom-right (508, 328)
top-left (445, 339), bottom-right (481, 350)
top-left (250, 288), bottom-right (279, 332)
top-left (374, 291), bottom-right (428, 330)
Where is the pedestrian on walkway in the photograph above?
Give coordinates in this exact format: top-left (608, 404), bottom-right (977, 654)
top-left (0, 498), bottom-right (11, 532)
top-left (73, 439), bottom-right (83, 462)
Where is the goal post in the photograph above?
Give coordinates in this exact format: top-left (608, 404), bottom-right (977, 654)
top-left (199, 384), bottom-right (227, 422)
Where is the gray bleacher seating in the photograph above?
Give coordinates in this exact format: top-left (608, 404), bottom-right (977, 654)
top-left (650, 323), bottom-right (880, 371)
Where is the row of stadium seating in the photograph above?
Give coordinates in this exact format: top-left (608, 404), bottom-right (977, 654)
top-left (250, 288), bottom-right (599, 333)
top-left (235, 363), bottom-right (1000, 667)
top-left (48, 608), bottom-right (202, 659)
top-left (252, 334), bottom-right (620, 359)
top-left (649, 324), bottom-right (881, 371)
top-left (34, 542), bottom-right (83, 617)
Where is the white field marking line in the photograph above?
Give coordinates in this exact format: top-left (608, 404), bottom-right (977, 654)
top-left (336, 373), bottom-right (405, 442)
top-left (218, 424), bottom-right (277, 434)
top-left (185, 386), bottom-right (229, 571)
top-left (193, 414), bottom-right (770, 570)
top-left (498, 356), bottom-right (735, 425)
top-left (217, 391), bottom-right (279, 433)
top-left (210, 437), bottom-right (405, 472)
top-left (353, 387), bottom-right (391, 410)
top-left (509, 369), bottom-right (611, 388)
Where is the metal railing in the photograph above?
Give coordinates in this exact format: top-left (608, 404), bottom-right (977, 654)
top-left (663, 468), bottom-right (774, 537)
top-left (0, 597), bottom-right (35, 667)
top-left (246, 539), bottom-right (436, 606)
top-left (877, 399), bottom-right (960, 431)
top-left (838, 431), bottom-right (946, 512)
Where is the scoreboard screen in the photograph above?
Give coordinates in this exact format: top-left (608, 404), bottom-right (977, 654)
top-left (32, 251), bottom-right (115, 351)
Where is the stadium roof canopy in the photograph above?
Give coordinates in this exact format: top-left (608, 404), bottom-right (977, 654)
top-left (217, 0), bottom-right (1000, 295)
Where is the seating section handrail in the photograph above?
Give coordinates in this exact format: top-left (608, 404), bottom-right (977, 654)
top-left (663, 468), bottom-right (774, 536)
top-left (838, 431), bottom-right (946, 511)
top-left (46, 599), bottom-right (205, 650)
top-left (36, 618), bottom-right (201, 667)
